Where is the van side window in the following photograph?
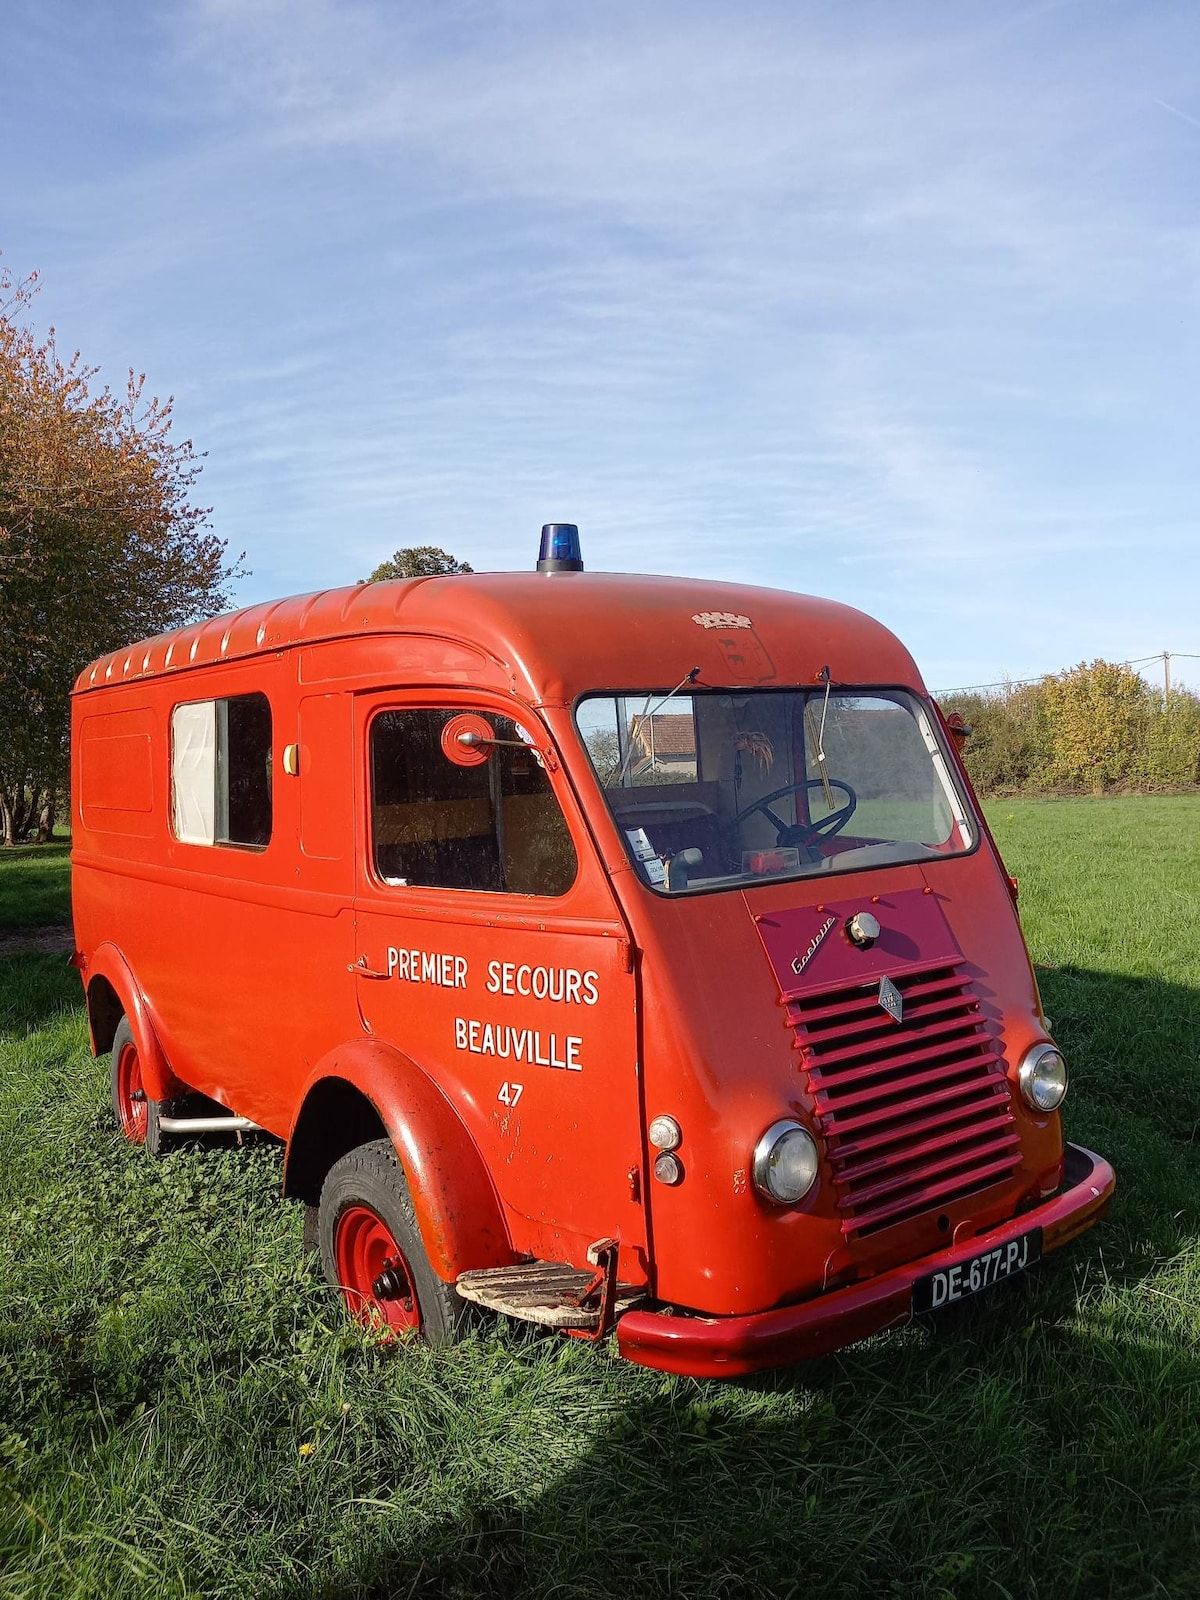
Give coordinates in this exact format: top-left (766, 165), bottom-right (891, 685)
top-left (171, 693), bottom-right (273, 848)
top-left (370, 709), bottom-right (577, 896)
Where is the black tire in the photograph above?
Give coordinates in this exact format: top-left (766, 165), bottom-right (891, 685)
top-left (302, 1203), bottom-right (320, 1256)
top-left (318, 1138), bottom-right (470, 1343)
top-left (144, 1095), bottom-right (174, 1160)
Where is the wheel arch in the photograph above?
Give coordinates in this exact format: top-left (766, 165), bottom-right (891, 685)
top-left (83, 943), bottom-right (179, 1102)
top-left (284, 1040), bottom-right (517, 1283)
top-left (285, 1078), bottom-right (389, 1203)
top-left (86, 974), bottom-right (124, 1057)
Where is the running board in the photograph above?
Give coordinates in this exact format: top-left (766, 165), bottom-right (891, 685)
top-left (456, 1260), bottom-right (646, 1330)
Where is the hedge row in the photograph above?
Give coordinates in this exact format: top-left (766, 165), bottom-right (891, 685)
top-left (940, 660), bottom-right (1200, 796)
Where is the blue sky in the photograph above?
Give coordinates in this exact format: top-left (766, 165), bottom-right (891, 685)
top-left (3, 0), bottom-right (1199, 693)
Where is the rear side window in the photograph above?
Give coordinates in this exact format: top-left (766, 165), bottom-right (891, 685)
top-left (370, 709), bottom-right (576, 896)
top-left (171, 693), bottom-right (273, 848)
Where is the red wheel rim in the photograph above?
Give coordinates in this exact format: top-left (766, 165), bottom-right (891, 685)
top-left (116, 1039), bottom-right (147, 1143)
top-left (334, 1204), bottom-right (421, 1333)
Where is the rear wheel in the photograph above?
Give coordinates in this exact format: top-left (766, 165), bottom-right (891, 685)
top-left (110, 1018), bottom-right (148, 1144)
top-left (318, 1139), bottom-right (469, 1342)
top-left (110, 1017), bottom-right (177, 1156)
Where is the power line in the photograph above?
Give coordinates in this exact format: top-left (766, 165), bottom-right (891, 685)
top-left (933, 652), bottom-right (1200, 698)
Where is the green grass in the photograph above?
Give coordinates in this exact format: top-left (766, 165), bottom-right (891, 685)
top-left (0, 842), bottom-right (72, 932)
top-left (2, 798), bottom-right (1200, 1598)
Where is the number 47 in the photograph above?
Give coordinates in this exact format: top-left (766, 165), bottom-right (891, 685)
top-left (498, 1081), bottom-right (524, 1108)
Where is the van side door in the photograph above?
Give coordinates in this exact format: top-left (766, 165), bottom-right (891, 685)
top-left (350, 694), bottom-right (648, 1280)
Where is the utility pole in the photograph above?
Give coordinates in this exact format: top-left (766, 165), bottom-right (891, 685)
top-left (1164, 651), bottom-right (1172, 707)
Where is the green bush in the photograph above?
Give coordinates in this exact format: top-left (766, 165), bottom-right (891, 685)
top-left (1138, 690), bottom-right (1200, 791)
top-left (941, 666), bottom-right (1200, 797)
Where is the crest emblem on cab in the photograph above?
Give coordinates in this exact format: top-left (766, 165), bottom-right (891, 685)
top-left (691, 611), bottom-right (752, 629)
top-left (878, 975), bottom-right (904, 1023)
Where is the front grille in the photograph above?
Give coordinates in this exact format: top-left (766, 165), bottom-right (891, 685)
top-left (784, 961), bottom-right (1019, 1239)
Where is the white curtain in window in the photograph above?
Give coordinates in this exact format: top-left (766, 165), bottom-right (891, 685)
top-left (171, 701), bottom-right (216, 844)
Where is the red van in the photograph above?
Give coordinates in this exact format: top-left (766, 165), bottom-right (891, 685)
top-left (70, 526), bottom-right (1114, 1375)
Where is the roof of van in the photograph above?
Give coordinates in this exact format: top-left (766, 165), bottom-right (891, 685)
top-left (73, 571), bottom-right (925, 701)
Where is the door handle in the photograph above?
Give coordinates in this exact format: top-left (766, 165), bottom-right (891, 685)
top-left (350, 955), bottom-right (391, 980)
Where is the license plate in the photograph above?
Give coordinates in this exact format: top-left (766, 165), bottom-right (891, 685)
top-left (912, 1228), bottom-right (1043, 1314)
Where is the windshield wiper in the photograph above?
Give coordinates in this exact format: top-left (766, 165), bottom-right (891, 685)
top-left (804, 667), bottom-right (835, 809)
top-left (616, 666), bottom-right (701, 783)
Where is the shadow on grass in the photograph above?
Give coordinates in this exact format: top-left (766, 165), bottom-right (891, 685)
top-left (1038, 962), bottom-right (1200, 1130)
top-left (283, 1305), bottom-right (1200, 1600)
top-left (1035, 963), bottom-right (1200, 1263)
top-left (0, 840), bottom-right (72, 861)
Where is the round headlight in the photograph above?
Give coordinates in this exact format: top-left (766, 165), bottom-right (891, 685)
top-left (1018, 1043), bottom-right (1068, 1112)
top-left (752, 1120), bottom-right (819, 1205)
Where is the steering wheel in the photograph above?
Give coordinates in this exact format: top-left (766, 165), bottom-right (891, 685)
top-left (729, 777), bottom-right (858, 851)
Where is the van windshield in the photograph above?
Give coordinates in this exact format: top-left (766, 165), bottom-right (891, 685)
top-left (575, 688), bottom-right (976, 894)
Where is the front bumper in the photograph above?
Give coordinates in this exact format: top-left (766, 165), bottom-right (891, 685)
top-left (616, 1142), bottom-right (1115, 1378)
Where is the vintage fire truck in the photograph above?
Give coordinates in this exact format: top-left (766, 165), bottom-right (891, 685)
top-left (70, 525), bottom-right (1114, 1375)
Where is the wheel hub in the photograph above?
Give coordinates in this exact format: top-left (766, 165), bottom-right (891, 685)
top-left (334, 1205), bottom-right (421, 1332)
top-left (372, 1259), bottom-right (415, 1311)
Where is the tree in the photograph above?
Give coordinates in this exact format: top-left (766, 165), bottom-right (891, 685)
top-left (362, 546), bottom-right (473, 582)
top-left (0, 261), bottom-right (239, 845)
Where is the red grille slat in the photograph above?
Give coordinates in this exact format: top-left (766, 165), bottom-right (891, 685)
top-left (784, 969), bottom-right (970, 1023)
top-left (791, 994), bottom-right (979, 1052)
top-left (812, 1048), bottom-right (998, 1108)
top-left (838, 1153), bottom-right (1023, 1233)
top-left (827, 1096), bottom-right (1014, 1166)
top-left (786, 957), bottom-right (1020, 1239)
top-left (810, 1046), bottom-right (1000, 1116)
top-left (814, 1077), bottom-right (1009, 1141)
top-left (803, 1013), bottom-right (991, 1074)
top-left (832, 1117), bottom-right (1019, 1185)
top-left (833, 1128), bottom-right (1022, 1210)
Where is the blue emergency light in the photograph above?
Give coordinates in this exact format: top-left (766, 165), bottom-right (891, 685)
top-left (536, 523), bottom-right (584, 573)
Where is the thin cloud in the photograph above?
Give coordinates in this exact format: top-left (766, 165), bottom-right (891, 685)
top-left (1154, 97), bottom-right (1200, 131)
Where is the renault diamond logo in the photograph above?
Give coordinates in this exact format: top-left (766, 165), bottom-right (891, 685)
top-left (878, 975), bottom-right (904, 1023)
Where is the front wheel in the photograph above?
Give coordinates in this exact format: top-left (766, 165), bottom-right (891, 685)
top-left (318, 1139), bottom-right (470, 1343)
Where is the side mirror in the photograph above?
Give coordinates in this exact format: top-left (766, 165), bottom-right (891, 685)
top-left (439, 712), bottom-right (559, 772)
top-left (440, 713), bottom-right (494, 767)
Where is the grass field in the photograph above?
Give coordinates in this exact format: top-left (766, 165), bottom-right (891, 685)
top-left (2, 800), bottom-right (1199, 1599)
top-left (0, 842), bottom-right (70, 932)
